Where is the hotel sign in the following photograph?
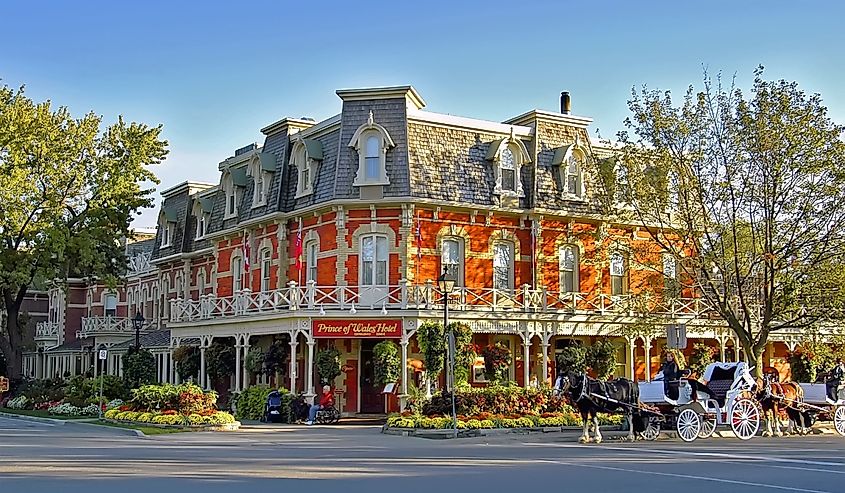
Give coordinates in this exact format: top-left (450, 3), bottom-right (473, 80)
top-left (313, 319), bottom-right (402, 338)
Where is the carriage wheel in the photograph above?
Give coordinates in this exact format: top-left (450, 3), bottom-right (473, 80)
top-left (698, 413), bottom-right (717, 439)
top-left (834, 406), bottom-right (845, 437)
top-left (730, 398), bottom-right (760, 440)
top-left (676, 408), bottom-right (701, 442)
top-left (641, 416), bottom-right (660, 441)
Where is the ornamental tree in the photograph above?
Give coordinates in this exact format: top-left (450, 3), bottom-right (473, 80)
top-left (601, 67), bottom-right (845, 376)
top-left (0, 84), bottom-right (166, 378)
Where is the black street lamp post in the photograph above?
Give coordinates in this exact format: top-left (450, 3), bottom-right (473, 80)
top-left (132, 312), bottom-right (145, 351)
top-left (437, 267), bottom-right (457, 438)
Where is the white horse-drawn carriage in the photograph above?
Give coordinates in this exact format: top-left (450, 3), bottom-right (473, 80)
top-left (791, 382), bottom-right (845, 436)
top-left (638, 362), bottom-right (761, 442)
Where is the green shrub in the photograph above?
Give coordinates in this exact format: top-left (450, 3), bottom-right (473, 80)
top-left (587, 340), bottom-right (618, 380)
top-left (556, 346), bottom-right (587, 375)
top-left (789, 342), bottom-right (835, 383)
top-left (450, 322), bottom-right (475, 386)
top-left (173, 346), bottom-right (200, 381)
top-left (417, 321), bottom-right (445, 381)
top-left (205, 342), bottom-right (236, 385)
top-left (129, 383), bottom-right (216, 413)
top-left (122, 349), bottom-right (157, 389)
top-left (373, 341), bottom-right (401, 385)
top-left (481, 343), bottom-right (512, 383)
top-left (315, 347), bottom-right (341, 386)
top-left (245, 347), bottom-right (265, 378)
top-left (232, 385), bottom-right (292, 421)
top-left (263, 339), bottom-right (290, 378)
top-left (689, 343), bottom-right (717, 378)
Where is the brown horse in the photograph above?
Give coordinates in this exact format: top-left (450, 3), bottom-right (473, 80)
top-left (756, 367), bottom-right (804, 437)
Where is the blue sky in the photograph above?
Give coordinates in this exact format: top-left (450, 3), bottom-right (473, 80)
top-left (3, 0), bottom-right (843, 227)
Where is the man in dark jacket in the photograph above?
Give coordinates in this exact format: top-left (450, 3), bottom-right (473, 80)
top-left (827, 358), bottom-right (844, 401)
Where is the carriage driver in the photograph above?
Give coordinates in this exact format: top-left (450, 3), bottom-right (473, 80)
top-left (660, 352), bottom-right (680, 400)
top-left (827, 358), bottom-right (844, 401)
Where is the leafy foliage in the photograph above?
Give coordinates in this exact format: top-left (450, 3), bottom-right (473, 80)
top-left (587, 340), bottom-right (618, 380)
top-left (262, 339), bottom-right (289, 377)
top-left (122, 349), bottom-right (157, 389)
top-left (422, 386), bottom-right (571, 417)
top-left (788, 341), bottom-right (835, 383)
top-left (556, 346), bottom-right (588, 375)
top-left (606, 67), bottom-right (845, 375)
top-left (315, 347), bottom-right (341, 386)
top-left (205, 342), bottom-right (236, 384)
top-left (172, 346), bottom-right (200, 381)
top-left (688, 344), bottom-right (717, 378)
top-left (245, 347), bottom-right (265, 377)
top-left (231, 385), bottom-right (293, 422)
top-left (417, 321), bottom-right (445, 380)
top-left (449, 322), bottom-right (475, 386)
top-left (0, 84), bottom-right (167, 378)
top-left (481, 343), bottom-right (512, 384)
top-left (373, 341), bottom-right (401, 385)
top-left (129, 383), bottom-right (217, 413)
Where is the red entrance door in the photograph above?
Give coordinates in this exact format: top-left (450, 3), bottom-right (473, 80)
top-left (360, 339), bottom-right (384, 413)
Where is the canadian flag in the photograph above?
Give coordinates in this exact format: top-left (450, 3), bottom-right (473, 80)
top-left (242, 231), bottom-right (251, 277)
top-left (294, 218), bottom-right (303, 275)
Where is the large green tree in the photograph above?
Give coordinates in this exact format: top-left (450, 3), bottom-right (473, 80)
top-left (602, 67), bottom-right (845, 375)
top-left (0, 84), bottom-right (166, 378)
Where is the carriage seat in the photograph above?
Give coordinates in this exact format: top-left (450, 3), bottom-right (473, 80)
top-left (705, 379), bottom-right (733, 407)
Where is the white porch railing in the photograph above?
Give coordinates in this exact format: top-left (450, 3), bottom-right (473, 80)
top-left (169, 280), bottom-right (715, 323)
top-left (79, 316), bottom-right (135, 338)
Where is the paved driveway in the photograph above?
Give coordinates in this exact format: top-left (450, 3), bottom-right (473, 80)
top-left (1, 418), bottom-right (843, 493)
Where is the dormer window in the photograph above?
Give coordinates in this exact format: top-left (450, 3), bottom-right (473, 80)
top-left (552, 144), bottom-right (587, 199)
top-left (349, 111), bottom-right (394, 187)
top-left (222, 167), bottom-right (247, 218)
top-left (158, 207), bottom-right (177, 248)
top-left (193, 198), bottom-right (213, 239)
top-left (247, 153), bottom-right (274, 208)
top-left (486, 136), bottom-right (529, 198)
top-left (291, 138), bottom-right (322, 198)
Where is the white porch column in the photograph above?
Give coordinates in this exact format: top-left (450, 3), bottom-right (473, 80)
top-left (168, 349), bottom-right (175, 384)
top-left (522, 337), bottom-right (531, 389)
top-left (541, 340), bottom-right (550, 385)
top-left (627, 337), bottom-right (636, 380)
top-left (242, 339), bottom-right (251, 390)
top-left (399, 339), bottom-right (410, 410)
top-left (200, 346), bottom-right (207, 390)
top-left (644, 337), bottom-right (652, 381)
top-left (234, 340), bottom-right (242, 392)
top-left (305, 339), bottom-right (316, 402)
top-left (289, 337), bottom-right (298, 393)
top-left (719, 338), bottom-right (727, 362)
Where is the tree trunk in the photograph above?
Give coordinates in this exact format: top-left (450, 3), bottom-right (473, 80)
top-left (0, 299), bottom-right (23, 380)
top-left (740, 340), bottom-right (766, 379)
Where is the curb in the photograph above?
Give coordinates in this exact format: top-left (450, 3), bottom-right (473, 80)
top-left (0, 411), bottom-right (67, 426)
top-left (72, 420), bottom-right (146, 438)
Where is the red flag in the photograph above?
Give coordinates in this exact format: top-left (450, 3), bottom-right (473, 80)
top-left (242, 231), bottom-right (251, 289)
top-left (294, 218), bottom-right (303, 275)
top-left (415, 211), bottom-right (422, 263)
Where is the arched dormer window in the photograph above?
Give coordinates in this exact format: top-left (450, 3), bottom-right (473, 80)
top-left (291, 138), bottom-right (323, 198)
top-left (246, 153), bottom-right (275, 208)
top-left (552, 144), bottom-right (587, 199)
top-left (348, 110), bottom-right (395, 187)
top-left (158, 207), bottom-right (177, 248)
top-left (192, 198), bottom-right (212, 239)
top-left (486, 135), bottom-right (530, 198)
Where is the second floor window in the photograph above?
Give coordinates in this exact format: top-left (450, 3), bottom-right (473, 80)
top-left (493, 241), bottom-right (514, 291)
top-left (104, 293), bottom-right (117, 317)
top-left (306, 240), bottom-right (318, 283)
top-left (260, 249), bottom-right (272, 292)
top-left (361, 235), bottom-right (388, 286)
top-left (560, 245), bottom-right (579, 293)
top-left (441, 238), bottom-right (463, 286)
top-left (365, 136), bottom-right (380, 181)
top-left (232, 256), bottom-right (243, 292)
top-left (610, 252), bottom-right (627, 295)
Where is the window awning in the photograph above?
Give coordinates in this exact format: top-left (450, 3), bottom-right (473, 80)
top-left (551, 144), bottom-right (574, 166)
top-left (303, 139), bottom-right (323, 161)
top-left (257, 152), bottom-right (277, 172)
top-left (197, 197), bottom-right (215, 213)
top-left (230, 167), bottom-right (248, 187)
top-left (162, 206), bottom-right (179, 223)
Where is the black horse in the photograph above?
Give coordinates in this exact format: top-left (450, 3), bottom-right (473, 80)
top-left (557, 372), bottom-right (639, 443)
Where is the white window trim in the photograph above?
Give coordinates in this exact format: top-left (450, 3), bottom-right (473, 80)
top-left (359, 234), bottom-right (389, 286)
top-left (348, 111), bottom-right (395, 187)
top-left (610, 251), bottom-right (628, 295)
top-left (260, 248), bottom-right (272, 292)
top-left (231, 253), bottom-right (244, 292)
top-left (246, 156), bottom-right (272, 208)
top-left (559, 245), bottom-right (580, 293)
top-left (492, 240), bottom-right (515, 292)
top-left (441, 237), bottom-right (465, 287)
top-left (291, 141), bottom-right (320, 198)
top-left (560, 147), bottom-right (587, 200)
top-left (159, 216), bottom-right (175, 248)
top-left (222, 172), bottom-right (240, 219)
top-left (305, 239), bottom-right (318, 283)
top-left (488, 137), bottom-right (529, 198)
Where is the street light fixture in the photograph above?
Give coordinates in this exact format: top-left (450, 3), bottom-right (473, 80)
top-left (437, 267), bottom-right (458, 438)
top-left (132, 312), bottom-right (145, 351)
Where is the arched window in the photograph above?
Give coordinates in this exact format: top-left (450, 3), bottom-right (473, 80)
top-left (610, 252), bottom-right (627, 295)
top-left (361, 235), bottom-right (388, 286)
top-left (565, 152), bottom-right (584, 197)
top-left (441, 238), bottom-right (464, 286)
top-left (349, 111), bottom-right (394, 187)
top-left (365, 135), bottom-right (380, 181)
top-left (493, 241), bottom-right (514, 291)
top-left (232, 255), bottom-right (244, 292)
top-left (559, 245), bottom-right (579, 293)
top-left (306, 240), bottom-right (318, 283)
top-left (197, 269), bottom-right (206, 297)
top-left (499, 148), bottom-right (516, 193)
top-left (291, 138), bottom-right (322, 198)
top-left (260, 249), bottom-right (272, 292)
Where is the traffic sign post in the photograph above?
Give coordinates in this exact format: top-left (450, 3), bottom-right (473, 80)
top-left (666, 324), bottom-right (687, 349)
top-left (97, 345), bottom-right (107, 419)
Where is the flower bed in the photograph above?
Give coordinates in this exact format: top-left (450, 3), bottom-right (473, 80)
top-left (104, 408), bottom-right (237, 427)
top-left (386, 411), bottom-right (623, 430)
top-left (48, 402), bottom-right (101, 416)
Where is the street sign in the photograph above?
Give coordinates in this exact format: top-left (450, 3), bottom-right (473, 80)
top-left (666, 324), bottom-right (687, 349)
top-left (98, 349), bottom-right (108, 360)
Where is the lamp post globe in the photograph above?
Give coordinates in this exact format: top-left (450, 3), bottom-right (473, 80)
top-left (132, 312), bottom-right (145, 351)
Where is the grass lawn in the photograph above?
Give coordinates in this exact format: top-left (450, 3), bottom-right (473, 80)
top-left (92, 420), bottom-right (192, 435)
top-left (0, 408), bottom-right (94, 420)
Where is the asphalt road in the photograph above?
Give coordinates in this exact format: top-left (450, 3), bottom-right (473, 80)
top-left (1, 415), bottom-right (844, 493)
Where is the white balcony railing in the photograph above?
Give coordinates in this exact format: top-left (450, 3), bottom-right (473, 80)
top-left (79, 316), bottom-right (137, 338)
top-left (35, 321), bottom-right (60, 341)
top-left (169, 280), bottom-right (715, 323)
